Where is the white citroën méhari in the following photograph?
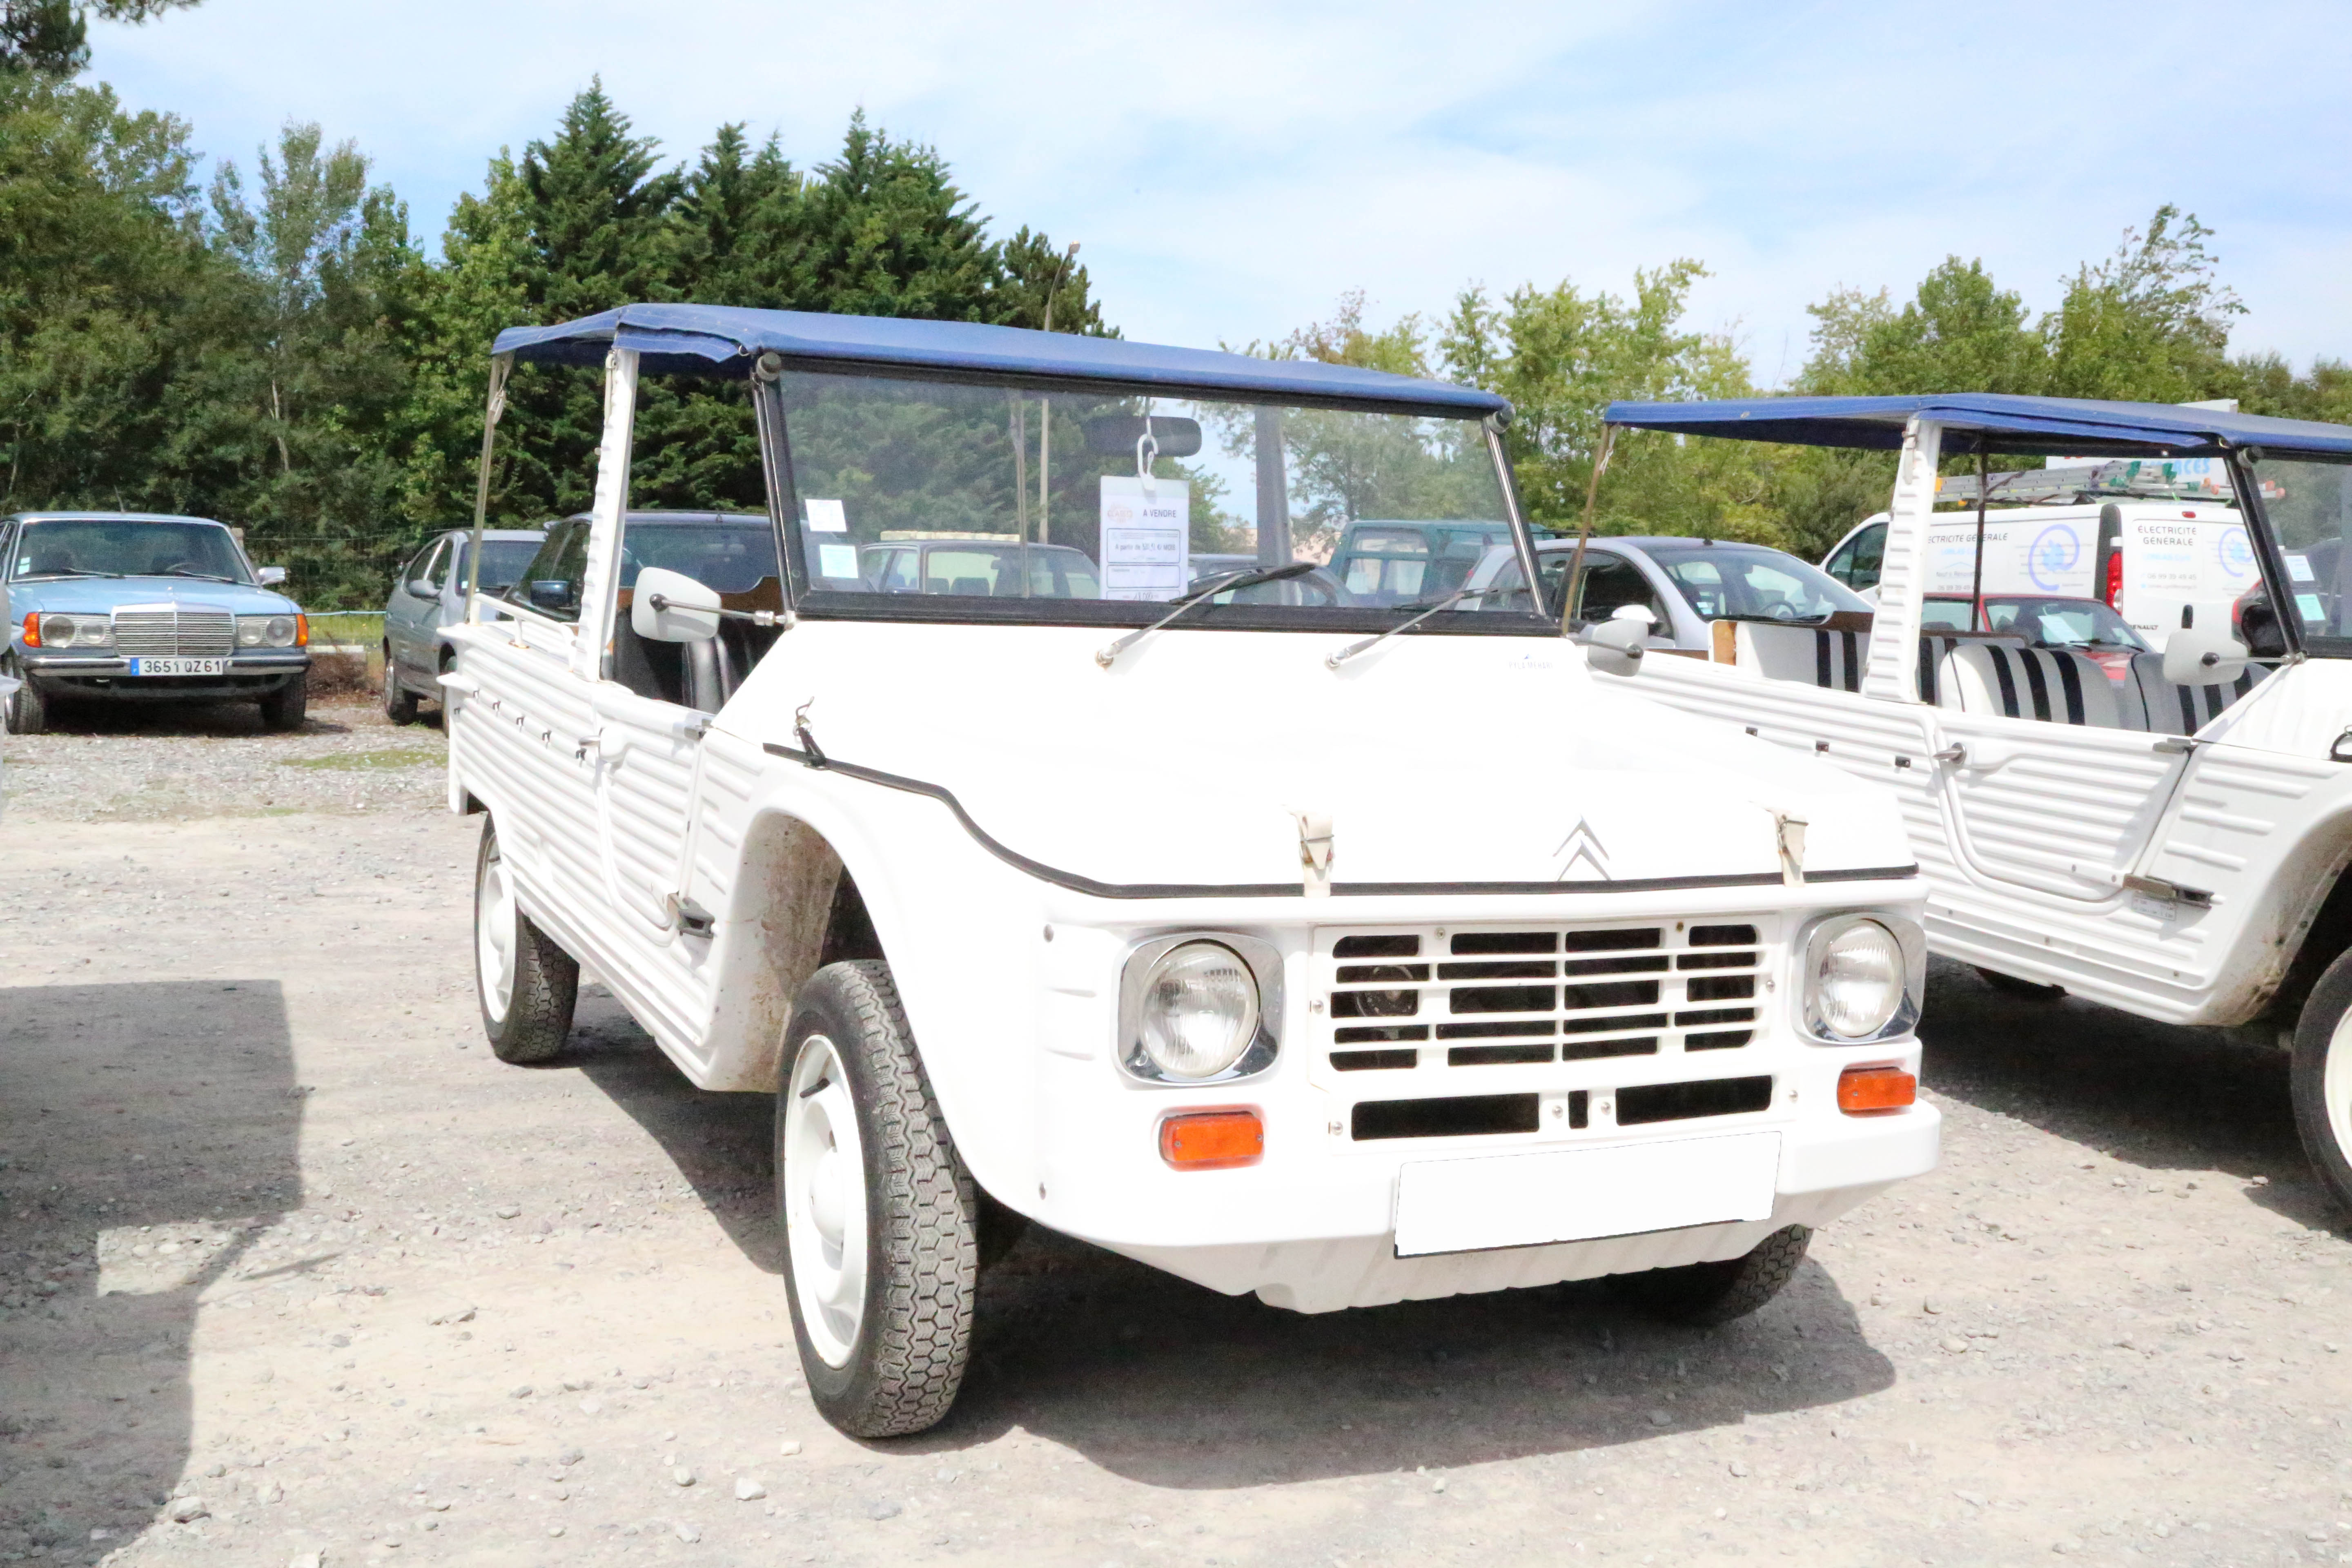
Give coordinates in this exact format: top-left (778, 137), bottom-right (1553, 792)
top-left (444, 305), bottom-right (1940, 1436)
top-left (1599, 392), bottom-right (2352, 1209)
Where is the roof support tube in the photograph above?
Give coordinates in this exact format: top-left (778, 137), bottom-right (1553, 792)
top-left (462, 352), bottom-right (513, 628)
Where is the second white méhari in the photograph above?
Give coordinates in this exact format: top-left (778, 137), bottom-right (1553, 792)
top-left (444, 305), bottom-right (1940, 1436)
top-left (1598, 392), bottom-right (2352, 1211)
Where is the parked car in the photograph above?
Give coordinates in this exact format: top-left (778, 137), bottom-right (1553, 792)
top-left (1918, 594), bottom-right (2150, 682)
top-left (1189, 553), bottom-right (1353, 606)
top-left (1606, 390), bottom-right (2352, 1207)
top-left (1329, 518), bottom-right (1516, 606)
top-left (1462, 536), bottom-right (1873, 651)
top-left (382, 526), bottom-right (547, 723)
top-left (2, 511), bottom-right (310, 734)
top-left (443, 303), bottom-right (1937, 1438)
top-left (860, 536), bottom-right (1100, 598)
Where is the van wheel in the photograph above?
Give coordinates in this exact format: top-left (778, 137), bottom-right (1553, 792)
top-left (1974, 966), bottom-right (2066, 1002)
top-left (777, 960), bottom-right (976, 1438)
top-left (473, 817), bottom-right (577, 1063)
top-left (1610, 1224), bottom-right (1811, 1326)
top-left (384, 647), bottom-right (419, 724)
top-left (2291, 948), bottom-right (2352, 1212)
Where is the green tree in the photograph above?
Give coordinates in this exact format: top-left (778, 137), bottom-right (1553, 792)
top-left (1, 0), bottom-right (194, 78)
top-left (2045, 205), bottom-right (2241, 402)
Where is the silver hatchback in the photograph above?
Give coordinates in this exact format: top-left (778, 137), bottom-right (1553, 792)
top-left (1464, 535), bottom-right (1872, 648)
top-left (381, 528), bottom-right (546, 723)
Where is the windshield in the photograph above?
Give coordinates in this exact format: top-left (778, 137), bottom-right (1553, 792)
top-left (1641, 543), bottom-right (1867, 624)
top-left (2247, 453), bottom-right (2352, 659)
top-left (617, 517), bottom-right (780, 594)
top-left (1982, 596), bottom-right (2147, 650)
top-left (773, 370), bottom-right (1533, 631)
top-left (463, 539), bottom-right (543, 594)
top-left (10, 518), bottom-right (252, 584)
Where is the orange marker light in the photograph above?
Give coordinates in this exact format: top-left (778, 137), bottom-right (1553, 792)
top-left (294, 613), bottom-right (309, 648)
top-left (1838, 1065), bottom-right (1916, 1114)
top-left (18, 616), bottom-right (38, 648)
top-left (1159, 1110), bottom-right (1263, 1169)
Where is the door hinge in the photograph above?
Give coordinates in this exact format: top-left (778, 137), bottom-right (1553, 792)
top-left (1932, 744), bottom-right (1965, 765)
top-left (665, 894), bottom-right (716, 938)
top-left (2120, 873), bottom-right (2214, 910)
top-left (2153, 736), bottom-right (2198, 755)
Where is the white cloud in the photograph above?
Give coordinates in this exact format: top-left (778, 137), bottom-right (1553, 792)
top-left (90, 0), bottom-right (2352, 376)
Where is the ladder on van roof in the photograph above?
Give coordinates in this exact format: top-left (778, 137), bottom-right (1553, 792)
top-left (1933, 459), bottom-right (2236, 508)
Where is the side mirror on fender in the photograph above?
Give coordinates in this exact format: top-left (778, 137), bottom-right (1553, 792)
top-left (1577, 616), bottom-right (1647, 678)
top-left (2163, 621), bottom-right (2250, 687)
top-left (256, 566), bottom-right (287, 588)
top-left (631, 566), bottom-right (721, 643)
top-left (526, 579), bottom-right (575, 612)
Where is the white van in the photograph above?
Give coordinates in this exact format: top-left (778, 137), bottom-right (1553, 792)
top-left (1824, 488), bottom-right (2259, 652)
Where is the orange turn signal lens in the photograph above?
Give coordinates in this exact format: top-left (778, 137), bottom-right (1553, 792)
top-left (18, 616), bottom-right (37, 648)
top-left (1158, 1110), bottom-right (1263, 1169)
top-left (294, 613), bottom-right (309, 648)
top-left (1838, 1065), bottom-right (1916, 1114)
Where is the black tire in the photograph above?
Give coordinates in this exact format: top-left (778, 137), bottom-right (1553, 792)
top-left (1973, 965), bottom-right (2066, 1002)
top-left (3, 668), bottom-right (47, 735)
top-left (1610, 1224), bottom-right (1811, 1326)
top-left (259, 679), bottom-right (307, 733)
top-left (472, 817), bottom-right (577, 1065)
top-left (776, 960), bottom-right (976, 1438)
top-left (2291, 947), bottom-right (2352, 1213)
top-left (383, 646), bottom-right (419, 724)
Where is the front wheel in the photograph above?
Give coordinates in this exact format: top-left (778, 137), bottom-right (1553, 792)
top-left (259, 679), bottom-right (307, 733)
top-left (2291, 948), bottom-right (2352, 1212)
top-left (383, 646), bottom-right (419, 724)
top-left (3, 669), bottom-right (48, 735)
top-left (777, 960), bottom-right (977, 1438)
top-left (1610, 1224), bottom-right (1811, 1326)
top-left (473, 817), bottom-right (577, 1064)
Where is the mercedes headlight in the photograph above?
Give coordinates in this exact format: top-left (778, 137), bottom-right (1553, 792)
top-left (236, 614), bottom-right (301, 648)
top-left (1120, 935), bottom-right (1281, 1082)
top-left (38, 612), bottom-right (111, 648)
top-left (1805, 917), bottom-right (1909, 1040)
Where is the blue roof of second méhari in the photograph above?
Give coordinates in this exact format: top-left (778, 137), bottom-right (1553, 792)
top-left (491, 304), bottom-right (1511, 421)
top-left (1603, 392), bottom-right (2352, 461)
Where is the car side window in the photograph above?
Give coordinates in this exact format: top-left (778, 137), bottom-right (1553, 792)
top-left (1827, 523), bottom-right (1886, 591)
top-left (878, 548), bottom-right (918, 592)
top-left (421, 539), bottom-right (453, 592)
top-left (1574, 555), bottom-right (1668, 628)
top-left (401, 540), bottom-right (439, 591)
top-left (512, 519), bottom-right (590, 622)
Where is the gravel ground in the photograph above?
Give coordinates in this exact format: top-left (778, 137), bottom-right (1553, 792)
top-left (5, 707), bottom-right (2352, 1567)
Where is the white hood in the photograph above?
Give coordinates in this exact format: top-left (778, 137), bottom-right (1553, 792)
top-left (734, 621), bottom-right (1912, 893)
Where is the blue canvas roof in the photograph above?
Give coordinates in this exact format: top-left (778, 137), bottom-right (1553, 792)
top-left (1604, 393), bottom-right (2352, 461)
top-left (492, 304), bottom-right (1510, 419)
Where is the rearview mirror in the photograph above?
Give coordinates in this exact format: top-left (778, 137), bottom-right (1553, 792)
top-left (2163, 622), bottom-right (2250, 687)
top-left (1083, 415), bottom-right (1203, 459)
top-left (632, 567), bottom-right (721, 643)
top-left (256, 566), bottom-right (287, 588)
top-left (1578, 617), bottom-right (1647, 678)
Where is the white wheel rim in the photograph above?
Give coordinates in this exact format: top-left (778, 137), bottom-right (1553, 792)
top-left (2326, 1010), bottom-right (2352, 1167)
top-left (784, 1034), bottom-right (868, 1368)
top-left (477, 839), bottom-right (516, 1022)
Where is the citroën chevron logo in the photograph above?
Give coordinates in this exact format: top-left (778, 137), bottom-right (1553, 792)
top-left (1555, 818), bottom-right (1611, 881)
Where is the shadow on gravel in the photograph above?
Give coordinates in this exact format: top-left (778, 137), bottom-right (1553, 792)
top-left (930, 1229), bottom-right (1888, 1485)
top-left (0, 981), bottom-right (298, 1558)
top-left (1916, 956), bottom-right (2341, 1235)
top-left (565, 988), bottom-right (779, 1273)
top-left (37, 701), bottom-right (349, 738)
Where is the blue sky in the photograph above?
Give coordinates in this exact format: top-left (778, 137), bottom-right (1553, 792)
top-left (92, 0), bottom-right (2352, 383)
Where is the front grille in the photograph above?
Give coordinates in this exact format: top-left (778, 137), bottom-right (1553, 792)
top-left (112, 606), bottom-right (233, 657)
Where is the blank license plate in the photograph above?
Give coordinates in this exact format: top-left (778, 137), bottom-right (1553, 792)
top-left (1392, 1131), bottom-right (1782, 1257)
top-left (127, 657), bottom-right (227, 676)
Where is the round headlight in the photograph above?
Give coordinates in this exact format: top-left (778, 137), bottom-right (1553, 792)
top-left (267, 615), bottom-right (296, 646)
top-left (1813, 919), bottom-right (1905, 1039)
top-left (237, 619), bottom-right (265, 646)
top-left (1136, 941), bottom-right (1260, 1080)
top-left (40, 612), bottom-right (77, 646)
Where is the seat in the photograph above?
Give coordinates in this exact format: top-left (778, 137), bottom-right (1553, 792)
top-left (1924, 638), bottom-right (2124, 728)
top-left (2127, 653), bottom-right (2267, 736)
top-left (1730, 621), bottom-right (1866, 691)
top-left (949, 576), bottom-right (991, 597)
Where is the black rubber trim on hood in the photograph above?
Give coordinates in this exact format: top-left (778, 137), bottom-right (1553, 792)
top-left (762, 742), bottom-right (1918, 901)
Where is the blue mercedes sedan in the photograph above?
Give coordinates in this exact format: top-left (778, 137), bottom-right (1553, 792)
top-left (2, 512), bottom-right (312, 734)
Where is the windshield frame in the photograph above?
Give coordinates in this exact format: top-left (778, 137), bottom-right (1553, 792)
top-left (750, 364), bottom-right (1552, 637)
top-left (2238, 447), bottom-right (2352, 662)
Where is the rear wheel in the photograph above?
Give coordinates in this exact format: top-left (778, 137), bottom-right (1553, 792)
top-left (3, 668), bottom-right (48, 735)
top-left (1611, 1224), bottom-right (1811, 1326)
top-left (259, 679), bottom-right (307, 733)
top-left (383, 645), bottom-right (419, 724)
top-left (777, 960), bottom-right (976, 1437)
top-left (1973, 966), bottom-right (2066, 1002)
top-left (2291, 948), bottom-right (2352, 1212)
top-left (473, 817), bottom-right (577, 1064)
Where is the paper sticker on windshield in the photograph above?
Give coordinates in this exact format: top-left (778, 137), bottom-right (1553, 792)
top-left (2289, 552), bottom-right (2316, 583)
top-left (818, 543), bottom-right (859, 579)
top-left (805, 498), bottom-right (848, 533)
top-left (1100, 475), bottom-right (1189, 601)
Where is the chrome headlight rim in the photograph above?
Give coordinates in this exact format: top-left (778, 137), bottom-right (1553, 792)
top-left (38, 611), bottom-right (112, 649)
top-left (1797, 911), bottom-right (1923, 1044)
top-left (1117, 931), bottom-right (1283, 1085)
top-left (236, 614), bottom-right (299, 648)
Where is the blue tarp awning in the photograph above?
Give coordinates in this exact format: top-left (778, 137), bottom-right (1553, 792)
top-left (491, 304), bottom-right (1511, 419)
top-left (1603, 393), bottom-right (2352, 461)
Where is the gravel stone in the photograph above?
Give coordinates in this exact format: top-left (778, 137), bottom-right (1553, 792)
top-left (735, 1477), bottom-right (766, 1501)
top-left (866, 1499), bottom-right (902, 1521)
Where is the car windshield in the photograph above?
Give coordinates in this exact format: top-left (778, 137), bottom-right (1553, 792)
top-left (617, 517), bottom-right (781, 594)
top-left (774, 369), bottom-right (1532, 631)
top-left (1642, 543), bottom-right (1867, 624)
top-left (11, 518), bottom-right (252, 583)
top-left (2245, 452), bottom-right (2352, 659)
top-left (463, 539), bottom-right (543, 594)
top-left (1982, 597), bottom-right (2148, 650)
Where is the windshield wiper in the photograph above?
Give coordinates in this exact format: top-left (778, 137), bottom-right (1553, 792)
top-left (24, 568), bottom-right (124, 579)
top-left (162, 566), bottom-right (237, 582)
top-left (1326, 585), bottom-right (1477, 669)
top-left (1094, 561), bottom-right (1315, 668)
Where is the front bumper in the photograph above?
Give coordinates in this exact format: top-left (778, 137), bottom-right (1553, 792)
top-left (17, 651), bottom-right (308, 702)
